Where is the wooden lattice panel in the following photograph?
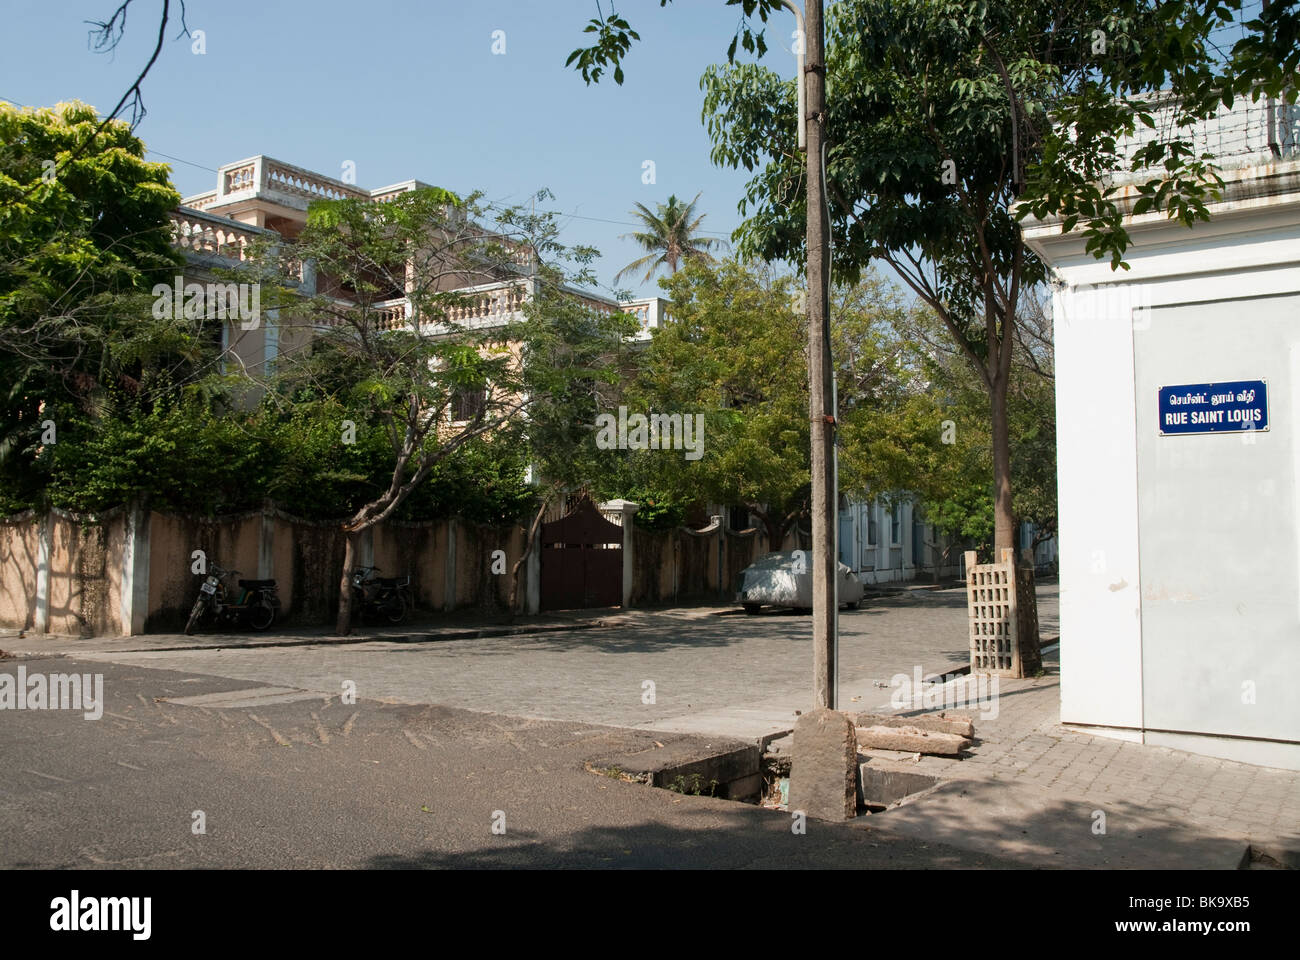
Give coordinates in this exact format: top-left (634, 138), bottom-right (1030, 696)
top-left (967, 556), bottom-right (1018, 674)
top-left (965, 548), bottom-right (1041, 677)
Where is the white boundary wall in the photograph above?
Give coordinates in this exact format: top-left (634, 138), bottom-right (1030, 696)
top-left (1026, 158), bottom-right (1300, 770)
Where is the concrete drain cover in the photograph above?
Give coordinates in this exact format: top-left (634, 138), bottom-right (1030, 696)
top-left (163, 687), bottom-right (328, 709)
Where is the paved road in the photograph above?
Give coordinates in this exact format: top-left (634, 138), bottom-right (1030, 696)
top-left (67, 585), bottom-right (1059, 741)
top-left (0, 654), bottom-right (1017, 869)
top-left (5, 585), bottom-right (1290, 870)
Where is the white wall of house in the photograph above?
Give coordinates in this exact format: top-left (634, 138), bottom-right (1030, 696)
top-left (1025, 154), bottom-right (1300, 770)
top-left (836, 496), bottom-right (971, 584)
top-left (834, 498), bottom-right (1055, 586)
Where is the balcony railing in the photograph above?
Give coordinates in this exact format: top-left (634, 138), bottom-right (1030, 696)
top-left (372, 298), bottom-right (410, 331)
top-left (183, 190), bottom-right (219, 211)
top-left (167, 210), bottom-right (671, 338)
top-left (169, 208), bottom-right (303, 281)
top-left (316, 283), bottom-right (530, 334)
top-left (361, 285), bottom-right (666, 335)
top-left (171, 208), bottom-right (269, 260)
top-left (621, 298), bottom-right (672, 335)
top-left (263, 157), bottom-right (368, 204)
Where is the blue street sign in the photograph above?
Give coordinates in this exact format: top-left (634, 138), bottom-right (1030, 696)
top-left (1158, 380), bottom-right (1269, 436)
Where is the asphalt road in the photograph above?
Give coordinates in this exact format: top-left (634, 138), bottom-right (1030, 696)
top-left (0, 654), bottom-right (1020, 869)
top-left (59, 586), bottom-right (1060, 737)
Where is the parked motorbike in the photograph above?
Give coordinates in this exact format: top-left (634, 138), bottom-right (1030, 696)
top-left (184, 562), bottom-right (281, 635)
top-left (350, 566), bottom-right (412, 624)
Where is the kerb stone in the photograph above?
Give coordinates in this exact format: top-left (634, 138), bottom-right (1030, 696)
top-left (790, 708), bottom-right (857, 821)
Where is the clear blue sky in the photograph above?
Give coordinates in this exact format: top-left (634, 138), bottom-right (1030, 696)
top-left (0, 0), bottom-right (804, 299)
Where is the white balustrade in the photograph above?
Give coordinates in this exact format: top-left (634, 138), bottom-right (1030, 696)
top-left (264, 160), bottom-right (366, 203)
top-left (169, 210), bottom-right (302, 281)
top-left (222, 163), bottom-right (257, 195)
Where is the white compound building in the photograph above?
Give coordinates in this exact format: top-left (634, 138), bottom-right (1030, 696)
top-left (1023, 95), bottom-right (1300, 769)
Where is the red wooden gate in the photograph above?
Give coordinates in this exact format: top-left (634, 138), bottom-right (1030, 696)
top-left (539, 497), bottom-right (622, 610)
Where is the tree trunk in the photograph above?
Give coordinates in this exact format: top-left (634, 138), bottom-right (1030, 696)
top-left (509, 491), bottom-right (555, 621)
top-left (992, 365), bottom-right (1040, 665)
top-left (747, 505), bottom-right (792, 554)
top-left (336, 529), bottom-right (360, 636)
top-left (991, 373), bottom-right (1015, 554)
top-left (764, 514), bottom-right (785, 552)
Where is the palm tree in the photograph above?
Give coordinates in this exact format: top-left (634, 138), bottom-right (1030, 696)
top-left (615, 192), bottom-right (726, 284)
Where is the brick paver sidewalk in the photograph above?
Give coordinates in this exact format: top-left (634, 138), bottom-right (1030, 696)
top-left (866, 650), bottom-right (1300, 865)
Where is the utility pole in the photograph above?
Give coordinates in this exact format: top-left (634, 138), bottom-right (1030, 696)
top-left (782, 0), bottom-right (837, 709)
top-left (807, 0), bottom-right (836, 710)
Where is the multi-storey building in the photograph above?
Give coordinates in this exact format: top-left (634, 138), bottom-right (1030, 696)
top-left (168, 155), bottom-right (672, 385)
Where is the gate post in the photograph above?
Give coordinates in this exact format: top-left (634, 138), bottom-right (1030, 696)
top-left (599, 500), bottom-right (640, 608)
top-left (33, 512), bottom-right (52, 634)
top-left (258, 500), bottom-right (275, 581)
top-left (712, 514), bottom-right (726, 598)
top-left (120, 502), bottom-right (151, 637)
top-left (443, 520), bottom-right (457, 613)
top-left (525, 522), bottom-right (541, 615)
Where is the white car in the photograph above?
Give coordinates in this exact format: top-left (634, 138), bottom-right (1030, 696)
top-left (734, 550), bottom-right (864, 614)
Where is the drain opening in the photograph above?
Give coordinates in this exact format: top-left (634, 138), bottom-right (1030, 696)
top-left (585, 735), bottom-right (944, 813)
top-left (584, 740), bottom-right (765, 803)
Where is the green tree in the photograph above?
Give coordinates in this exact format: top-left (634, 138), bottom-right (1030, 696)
top-left (701, 1), bottom-right (1056, 552)
top-left (850, 288), bottom-right (1058, 560)
top-left (252, 188), bottom-right (630, 633)
top-left (569, 1), bottom-right (1297, 267)
top-left (623, 259), bottom-right (810, 546)
top-left (503, 262), bottom-right (640, 613)
top-left (573, 0), bottom-right (1295, 556)
top-left (620, 260), bottom-right (919, 548)
top-left (0, 100), bottom-right (187, 510)
top-left (45, 389), bottom-right (270, 516)
top-left (615, 193), bottom-right (725, 285)
top-left (1019, 0), bottom-right (1300, 265)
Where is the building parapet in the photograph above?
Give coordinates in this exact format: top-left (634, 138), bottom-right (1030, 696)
top-left (172, 155), bottom-right (673, 338)
top-left (1020, 91), bottom-right (1300, 239)
top-left (182, 156), bottom-right (454, 211)
top-left (169, 206), bottom-right (306, 283)
top-left (183, 155), bottom-right (367, 212)
top-left (1110, 91), bottom-right (1298, 187)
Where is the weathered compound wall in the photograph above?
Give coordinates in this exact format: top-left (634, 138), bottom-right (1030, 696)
top-left (1, 503), bottom-right (766, 637)
top-left (0, 503), bottom-right (532, 636)
top-left (630, 519), bottom-right (775, 606)
top-left (0, 509), bottom-right (126, 637)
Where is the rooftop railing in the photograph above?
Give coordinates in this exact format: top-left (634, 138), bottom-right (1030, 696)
top-left (1111, 93), bottom-right (1299, 186)
top-left (182, 156), bottom-right (370, 211)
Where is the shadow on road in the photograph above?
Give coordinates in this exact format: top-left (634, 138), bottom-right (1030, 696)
top-left (362, 801), bottom-right (1024, 870)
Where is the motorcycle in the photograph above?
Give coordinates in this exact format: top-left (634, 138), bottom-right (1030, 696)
top-left (185, 562), bottom-right (281, 635)
top-left (350, 566), bottom-right (412, 624)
